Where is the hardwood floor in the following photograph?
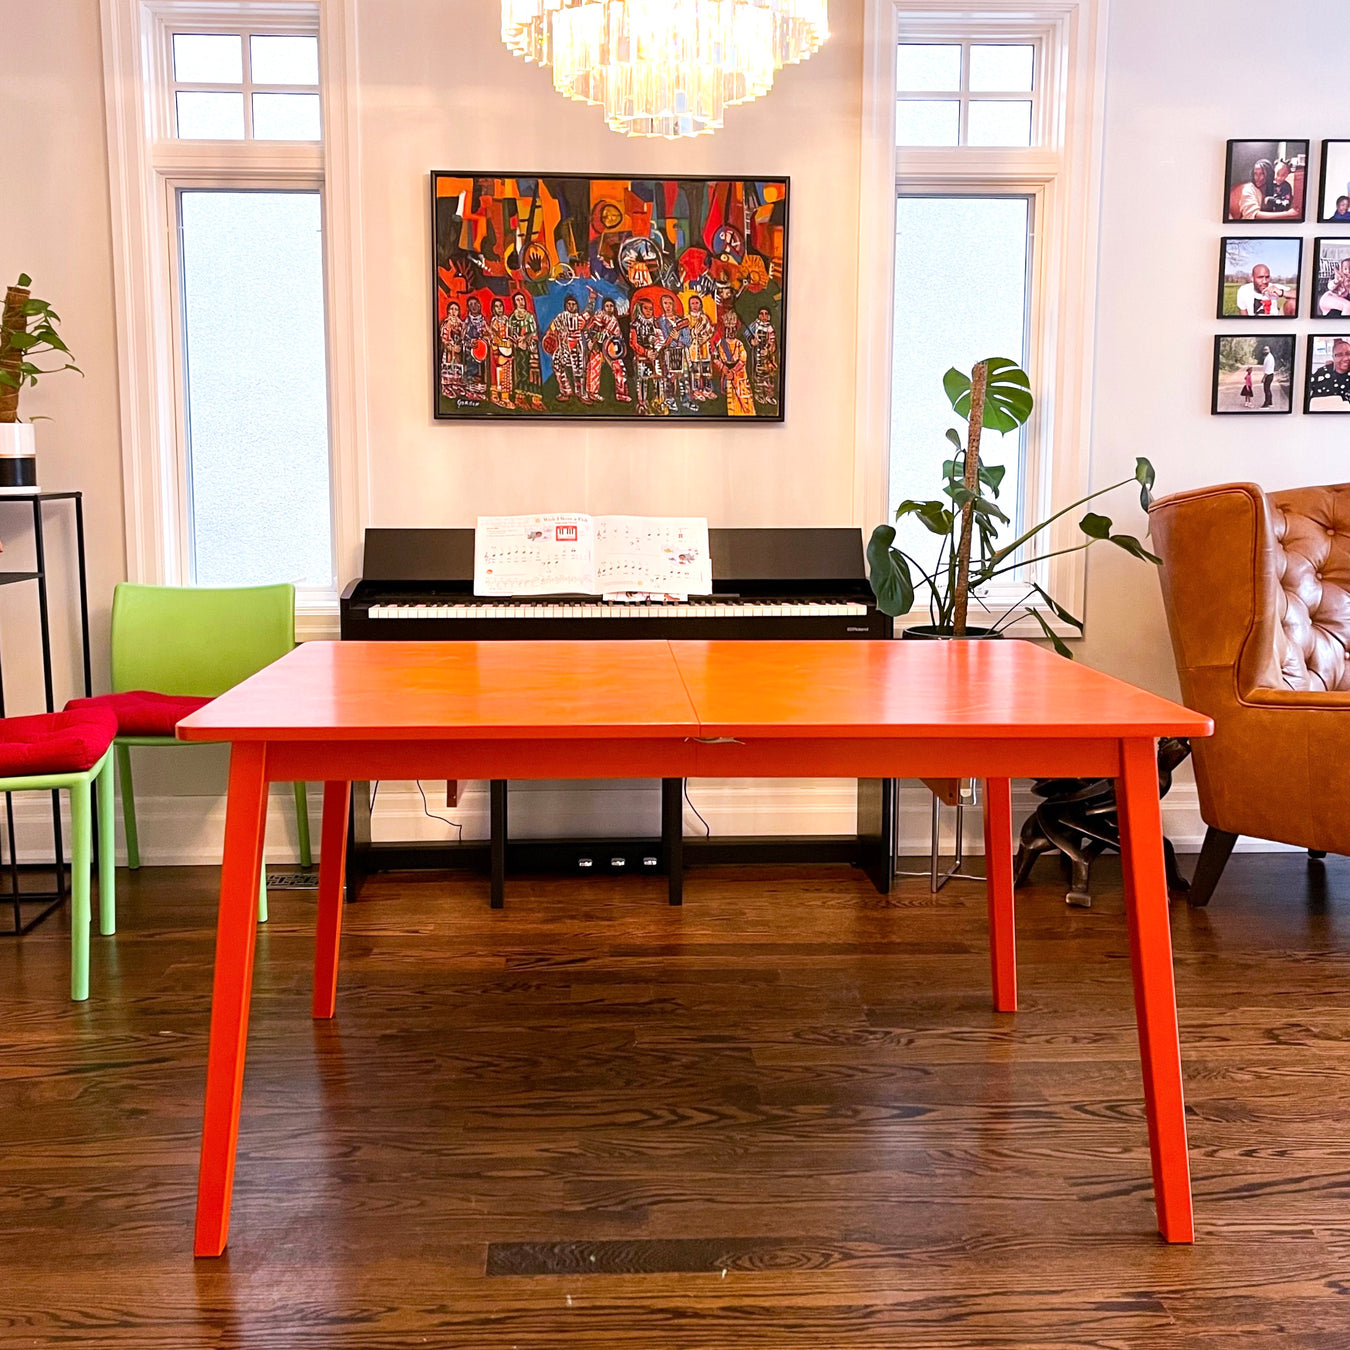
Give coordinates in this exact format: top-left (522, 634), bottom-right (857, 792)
top-left (3, 853), bottom-right (1350, 1348)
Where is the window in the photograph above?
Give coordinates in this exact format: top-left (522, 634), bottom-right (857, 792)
top-left (170, 31), bottom-right (321, 140)
top-left (162, 14), bottom-right (332, 590)
top-left (857, 1), bottom-right (1108, 633)
top-left (896, 42), bottom-right (1038, 147)
top-left (102, 0), bottom-right (358, 620)
top-left (890, 196), bottom-right (1031, 570)
top-left (177, 189), bottom-right (332, 587)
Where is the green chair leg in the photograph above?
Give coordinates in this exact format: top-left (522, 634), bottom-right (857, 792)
top-left (70, 778), bottom-right (93, 1002)
top-left (96, 753), bottom-right (116, 936)
top-left (115, 742), bottom-right (140, 870)
top-left (258, 860), bottom-right (268, 923)
top-left (293, 781), bottom-right (311, 868)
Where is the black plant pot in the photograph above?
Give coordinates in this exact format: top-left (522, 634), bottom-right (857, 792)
top-left (901, 625), bottom-right (1003, 641)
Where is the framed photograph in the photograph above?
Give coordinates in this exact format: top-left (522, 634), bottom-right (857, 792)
top-left (1317, 140), bottom-right (1350, 223)
top-left (1217, 237), bottom-right (1301, 317)
top-left (1305, 335), bottom-right (1350, 413)
top-left (1223, 140), bottom-right (1308, 223)
top-left (430, 172), bottom-right (789, 422)
top-left (1312, 239), bottom-right (1350, 318)
top-left (1212, 334), bottom-right (1295, 414)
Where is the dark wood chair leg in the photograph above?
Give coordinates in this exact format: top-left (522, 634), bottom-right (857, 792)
top-left (1308, 849), bottom-right (1328, 860)
top-left (1188, 826), bottom-right (1238, 907)
top-left (1164, 837), bottom-right (1190, 896)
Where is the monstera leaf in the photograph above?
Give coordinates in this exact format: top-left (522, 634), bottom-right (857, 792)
top-left (866, 524), bottom-right (916, 619)
top-left (943, 357), bottom-right (1034, 435)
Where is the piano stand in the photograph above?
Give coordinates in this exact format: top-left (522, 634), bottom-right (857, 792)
top-left (663, 777), bottom-right (684, 906)
top-left (345, 777), bottom-right (894, 906)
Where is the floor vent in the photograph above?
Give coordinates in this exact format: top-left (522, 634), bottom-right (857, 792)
top-left (265, 870), bottom-right (319, 890)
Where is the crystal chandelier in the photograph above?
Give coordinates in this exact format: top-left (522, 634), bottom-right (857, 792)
top-left (501, 0), bottom-right (829, 139)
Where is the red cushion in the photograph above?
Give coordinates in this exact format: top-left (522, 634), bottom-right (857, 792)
top-left (66, 691), bottom-right (213, 738)
top-left (0, 709), bottom-right (118, 777)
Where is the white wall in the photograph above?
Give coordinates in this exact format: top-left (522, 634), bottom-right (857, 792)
top-left (0, 0), bottom-right (1341, 860)
top-left (0, 2), bottom-right (124, 718)
top-left (355, 0), bottom-right (864, 539)
top-left (1082, 0), bottom-right (1346, 697)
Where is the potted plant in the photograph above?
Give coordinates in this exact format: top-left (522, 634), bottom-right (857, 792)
top-left (867, 356), bottom-right (1158, 656)
top-left (0, 273), bottom-right (81, 493)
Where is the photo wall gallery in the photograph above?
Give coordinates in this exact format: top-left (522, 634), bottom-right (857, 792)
top-left (1212, 139), bottom-right (1350, 416)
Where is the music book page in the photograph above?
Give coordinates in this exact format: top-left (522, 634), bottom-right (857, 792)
top-left (474, 514), bottom-right (711, 598)
top-left (474, 514), bottom-right (596, 596)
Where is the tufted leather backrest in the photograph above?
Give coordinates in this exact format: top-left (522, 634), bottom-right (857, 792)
top-left (1151, 481), bottom-right (1350, 853)
top-left (1267, 486), bottom-right (1350, 692)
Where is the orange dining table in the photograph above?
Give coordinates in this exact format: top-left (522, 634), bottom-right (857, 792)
top-left (177, 637), bottom-right (1212, 1256)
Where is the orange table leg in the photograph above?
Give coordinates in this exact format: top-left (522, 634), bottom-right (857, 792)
top-left (194, 742), bottom-right (269, 1258)
top-left (982, 777), bottom-right (1016, 1013)
top-left (1117, 736), bottom-right (1194, 1243)
top-left (313, 780), bottom-right (350, 1020)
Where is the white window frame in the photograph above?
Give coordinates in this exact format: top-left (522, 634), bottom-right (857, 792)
top-left (101, 0), bottom-right (369, 637)
top-left (855, 0), bottom-right (1109, 636)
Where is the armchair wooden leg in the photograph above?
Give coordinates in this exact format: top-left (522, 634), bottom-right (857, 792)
top-left (1308, 849), bottom-right (1328, 860)
top-left (1188, 826), bottom-right (1237, 907)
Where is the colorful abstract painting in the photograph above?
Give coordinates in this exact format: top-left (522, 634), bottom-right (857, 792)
top-left (431, 173), bottom-right (789, 421)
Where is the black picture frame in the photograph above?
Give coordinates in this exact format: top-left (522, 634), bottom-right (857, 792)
top-left (1310, 238), bottom-right (1350, 320)
top-left (429, 171), bottom-right (790, 423)
top-left (1217, 236), bottom-right (1302, 318)
top-left (1305, 334), bottom-right (1350, 413)
top-left (1317, 140), bottom-right (1350, 223)
top-left (1212, 334), bottom-right (1296, 415)
top-left (1223, 139), bottom-right (1309, 224)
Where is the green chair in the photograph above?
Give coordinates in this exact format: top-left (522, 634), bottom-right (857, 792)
top-left (0, 747), bottom-right (115, 1001)
top-left (109, 583), bottom-right (312, 919)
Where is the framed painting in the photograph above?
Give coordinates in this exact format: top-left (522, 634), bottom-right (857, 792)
top-left (431, 172), bottom-right (789, 421)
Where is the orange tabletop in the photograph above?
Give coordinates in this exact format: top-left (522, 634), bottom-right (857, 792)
top-left (670, 639), bottom-right (1211, 740)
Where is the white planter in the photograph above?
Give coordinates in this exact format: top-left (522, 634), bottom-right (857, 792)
top-left (0, 422), bottom-right (38, 493)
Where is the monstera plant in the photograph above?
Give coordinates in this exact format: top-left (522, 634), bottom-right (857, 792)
top-left (867, 356), bottom-right (1158, 656)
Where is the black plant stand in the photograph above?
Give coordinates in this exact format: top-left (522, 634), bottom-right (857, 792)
top-left (0, 491), bottom-right (92, 934)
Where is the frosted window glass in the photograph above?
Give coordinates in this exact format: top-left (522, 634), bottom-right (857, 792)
top-left (176, 91), bottom-right (245, 140)
top-left (889, 197), bottom-right (1030, 577)
top-left (896, 44), bottom-right (961, 92)
top-left (896, 100), bottom-right (960, 147)
top-left (969, 45), bottom-right (1035, 92)
top-left (250, 35), bottom-right (319, 85)
top-left (179, 191), bottom-right (333, 588)
top-left (172, 33), bottom-right (242, 84)
top-left (253, 93), bottom-right (321, 140)
top-left (968, 100), bottom-right (1033, 147)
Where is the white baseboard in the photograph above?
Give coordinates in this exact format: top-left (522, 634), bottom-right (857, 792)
top-left (0, 778), bottom-right (1299, 867)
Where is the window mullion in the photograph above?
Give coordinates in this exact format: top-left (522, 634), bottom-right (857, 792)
top-left (241, 28), bottom-right (254, 139)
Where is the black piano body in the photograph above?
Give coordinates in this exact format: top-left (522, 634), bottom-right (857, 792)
top-left (341, 526), bottom-right (891, 641)
top-left (339, 527), bottom-right (896, 902)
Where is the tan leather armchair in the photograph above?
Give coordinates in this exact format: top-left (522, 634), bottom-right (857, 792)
top-left (1150, 481), bottom-right (1350, 904)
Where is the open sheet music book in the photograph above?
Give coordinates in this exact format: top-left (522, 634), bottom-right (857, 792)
top-left (474, 514), bottom-right (712, 599)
